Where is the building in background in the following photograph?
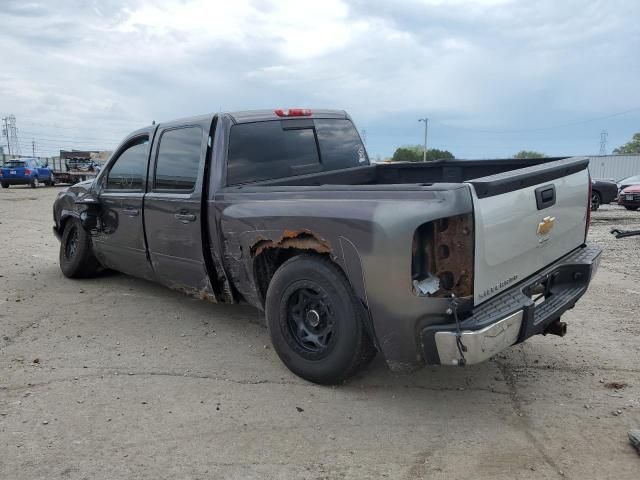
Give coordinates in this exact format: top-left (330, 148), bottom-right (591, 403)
top-left (586, 154), bottom-right (640, 181)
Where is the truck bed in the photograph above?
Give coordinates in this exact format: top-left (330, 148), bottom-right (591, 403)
top-left (244, 157), bottom-right (571, 188)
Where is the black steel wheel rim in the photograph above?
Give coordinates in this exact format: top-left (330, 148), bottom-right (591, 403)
top-left (591, 192), bottom-right (600, 210)
top-left (286, 285), bottom-right (336, 355)
top-left (65, 227), bottom-right (79, 259)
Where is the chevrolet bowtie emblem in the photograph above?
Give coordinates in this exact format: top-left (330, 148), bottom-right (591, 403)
top-left (537, 216), bottom-right (555, 236)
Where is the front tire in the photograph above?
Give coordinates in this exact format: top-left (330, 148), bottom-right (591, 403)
top-left (59, 218), bottom-right (100, 278)
top-left (624, 206), bottom-right (639, 211)
top-left (265, 255), bottom-right (375, 385)
top-left (30, 177), bottom-right (39, 188)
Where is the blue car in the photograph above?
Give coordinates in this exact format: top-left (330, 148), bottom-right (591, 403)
top-left (0, 158), bottom-right (55, 188)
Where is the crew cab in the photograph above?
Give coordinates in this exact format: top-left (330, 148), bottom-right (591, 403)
top-left (1, 158), bottom-right (54, 188)
top-left (52, 109), bottom-right (601, 384)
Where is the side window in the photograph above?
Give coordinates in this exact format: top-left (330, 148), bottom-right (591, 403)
top-left (154, 126), bottom-right (203, 191)
top-left (227, 121), bottom-right (320, 186)
top-left (106, 137), bottom-right (148, 190)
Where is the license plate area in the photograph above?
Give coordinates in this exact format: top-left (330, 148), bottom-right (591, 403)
top-left (10, 170), bottom-right (16, 175)
top-left (626, 195), bottom-right (634, 201)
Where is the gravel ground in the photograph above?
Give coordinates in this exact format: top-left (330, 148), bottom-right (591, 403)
top-left (1, 186), bottom-right (639, 479)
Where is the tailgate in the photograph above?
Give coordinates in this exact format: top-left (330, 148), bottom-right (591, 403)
top-left (467, 157), bottom-right (590, 306)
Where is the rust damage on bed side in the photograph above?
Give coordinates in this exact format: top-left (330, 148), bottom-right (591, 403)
top-left (412, 213), bottom-right (474, 299)
top-left (250, 229), bottom-right (332, 257)
top-left (249, 229), bottom-right (333, 305)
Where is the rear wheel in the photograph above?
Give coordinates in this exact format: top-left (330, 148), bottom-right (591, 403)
top-left (1, 183), bottom-right (8, 189)
top-left (265, 255), bottom-right (375, 384)
top-left (46, 173), bottom-right (55, 186)
top-left (30, 177), bottom-right (39, 188)
top-left (624, 206), bottom-right (639, 211)
top-left (59, 218), bottom-right (100, 278)
top-left (591, 191), bottom-right (601, 211)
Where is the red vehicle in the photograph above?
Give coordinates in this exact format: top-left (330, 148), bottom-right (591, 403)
top-left (618, 184), bottom-right (640, 210)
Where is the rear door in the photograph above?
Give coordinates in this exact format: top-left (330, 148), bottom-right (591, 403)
top-left (143, 120), bottom-right (213, 295)
top-left (468, 158), bottom-right (590, 305)
top-left (93, 134), bottom-right (155, 280)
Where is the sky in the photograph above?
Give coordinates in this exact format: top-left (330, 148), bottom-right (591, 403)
top-left (1, 0), bottom-right (639, 159)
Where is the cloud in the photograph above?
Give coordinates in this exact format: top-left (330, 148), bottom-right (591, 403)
top-left (0, 0), bottom-right (638, 157)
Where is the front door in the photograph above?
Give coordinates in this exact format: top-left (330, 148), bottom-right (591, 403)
top-left (92, 134), bottom-right (154, 280)
top-left (143, 123), bottom-right (213, 295)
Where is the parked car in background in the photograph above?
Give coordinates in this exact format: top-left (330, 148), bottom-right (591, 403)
top-left (590, 178), bottom-right (618, 210)
top-left (617, 175), bottom-right (640, 194)
top-left (0, 158), bottom-right (55, 188)
top-left (618, 185), bottom-right (640, 211)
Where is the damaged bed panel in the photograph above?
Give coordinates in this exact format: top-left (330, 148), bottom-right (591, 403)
top-left (213, 185), bottom-right (475, 367)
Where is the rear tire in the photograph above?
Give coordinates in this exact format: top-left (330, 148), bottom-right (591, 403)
top-left (59, 218), bottom-right (100, 278)
top-left (624, 206), bottom-right (639, 211)
top-left (265, 254), bottom-right (376, 385)
top-left (1, 183), bottom-right (8, 189)
top-left (30, 177), bottom-right (39, 188)
top-left (591, 191), bottom-right (601, 211)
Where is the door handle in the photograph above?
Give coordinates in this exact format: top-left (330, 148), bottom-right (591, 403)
top-left (122, 208), bottom-right (139, 217)
top-left (175, 213), bottom-right (196, 223)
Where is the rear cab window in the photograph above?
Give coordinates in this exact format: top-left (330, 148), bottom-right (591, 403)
top-left (226, 118), bottom-right (367, 186)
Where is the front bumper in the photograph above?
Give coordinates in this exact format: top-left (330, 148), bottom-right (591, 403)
top-left (421, 243), bottom-right (602, 366)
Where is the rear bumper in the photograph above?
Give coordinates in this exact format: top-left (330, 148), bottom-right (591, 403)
top-left (420, 243), bottom-right (602, 366)
top-left (1, 177), bottom-right (31, 184)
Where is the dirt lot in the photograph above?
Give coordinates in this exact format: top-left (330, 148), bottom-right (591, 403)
top-left (1, 185), bottom-right (639, 479)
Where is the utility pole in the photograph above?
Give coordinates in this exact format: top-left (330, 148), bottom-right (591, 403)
top-left (1, 117), bottom-right (10, 155)
top-left (2, 115), bottom-right (21, 156)
top-left (32, 139), bottom-right (36, 157)
top-left (418, 117), bottom-right (428, 161)
top-left (599, 130), bottom-right (608, 155)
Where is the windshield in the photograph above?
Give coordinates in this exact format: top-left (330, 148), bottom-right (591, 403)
top-left (1, 161), bottom-right (26, 168)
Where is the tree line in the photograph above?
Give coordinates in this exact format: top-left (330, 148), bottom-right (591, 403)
top-left (388, 131), bottom-right (640, 162)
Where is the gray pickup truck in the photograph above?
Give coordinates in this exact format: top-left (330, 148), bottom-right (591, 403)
top-left (53, 108), bottom-right (601, 384)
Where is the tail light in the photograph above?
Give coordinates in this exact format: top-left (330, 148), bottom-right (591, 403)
top-left (274, 108), bottom-right (312, 117)
top-left (585, 174), bottom-right (592, 241)
top-left (412, 214), bottom-right (474, 299)
top-left (0, 170), bottom-right (3, 177)
top-left (25, 169), bottom-right (32, 175)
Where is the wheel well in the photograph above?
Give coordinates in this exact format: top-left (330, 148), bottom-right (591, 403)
top-left (253, 248), bottom-right (331, 305)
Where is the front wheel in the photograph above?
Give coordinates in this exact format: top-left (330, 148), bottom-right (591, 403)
top-left (59, 218), bottom-right (100, 278)
top-left (624, 206), bottom-right (639, 211)
top-left (30, 177), bottom-right (39, 188)
top-left (265, 254), bottom-right (375, 384)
